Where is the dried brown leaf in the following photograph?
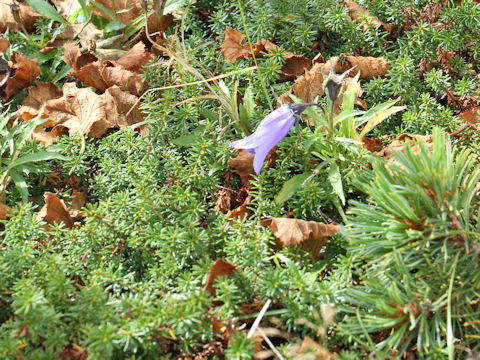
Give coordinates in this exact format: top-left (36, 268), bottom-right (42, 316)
top-left (0, 203), bottom-right (13, 220)
top-left (343, 0), bottom-right (393, 32)
top-left (375, 133), bottom-right (433, 161)
top-left (41, 23), bottom-right (103, 54)
top-left (3, 53), bottom-right (40, 100)
top-left (292, 62), bottom-right (325, 103)
top-left (107, 41), bottom-right (154, 72)
top-left (47, 82), bottom-right (106, 136)
top-left (18, 82), bottom-right (63, 121)
top-left (203, 259), bottom-right (236, 297)
top-left (219, 29), bottom-right (311, 80)
top-left (0, 37), bottom-right (10, 54)
top-left (90, 85), bottom-right (145, 137)
top-left (0, 1), bottom-right (42, 33)
top-left (92, 0), bottom-right (143, 26)
top-left (63, 42), bottom-right (147, 96)
top-left (36, 192), bottom-right (74, 229)
top-left (262, 217), bottom-right (339, 247)
top-left (229, 195), bottom-right (252, 220)
top-left (459, 107), bottom-right (480, 125)
top-left (227, 149), bottom-right (255, 187)
top-left (317, 55), bottom-right (389, 80)
top-left (69, 189), bottom-right (87, 221)
top-left (219, 28), bottom-right (251, 63)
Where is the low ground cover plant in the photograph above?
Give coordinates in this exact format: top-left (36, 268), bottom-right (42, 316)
top-left (0, 0), bottom-right (479, 359)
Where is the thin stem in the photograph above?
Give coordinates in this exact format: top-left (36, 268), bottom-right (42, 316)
top-left (237, 0), bottom-right (273, 111)
top-left (329, 102), bottom-right (337, 159)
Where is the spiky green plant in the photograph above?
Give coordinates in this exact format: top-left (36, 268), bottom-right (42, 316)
top-left (340, 127), bottom-right (480, 358)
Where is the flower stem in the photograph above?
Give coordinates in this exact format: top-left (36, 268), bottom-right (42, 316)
top-left (237, 0), bottom-right (273, 111)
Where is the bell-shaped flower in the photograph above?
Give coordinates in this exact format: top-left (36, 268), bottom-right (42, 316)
top-left (230, 103), bottom-right (316, 174)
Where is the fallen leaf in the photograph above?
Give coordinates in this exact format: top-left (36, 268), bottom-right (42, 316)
top-left (36, 192), bottom-right (74, 229)
top-left (69, 189), bottom-right (87, 221)
top-left (219, 28), bottom-right (311, 80)
top-left (459, 107), bottom-right (480, 125)
top-left (18, 82), bottom-right (63, 121)
top-left (297, 337), bottom-right (334, 360)
top-left (219, 28), bottom-right (251, 63)
top-left (63, 42), bottom-right (148, 96)
top-left (203, 259), bottom-right (236, 297)
top-left (106, 42), bottom-right (154, 72)
top-left (0, 1), bottom-right (42, 33)
top-left (40, 22), bottom-right (104, 54)
top-left (92, 0), bottom-right (143, 26)
top-left (291, 62), bottom-right (325, 103)
top-left (342, 0), bottom-right (393, 33)
top-left (51, 0), bottom-right (81, 19)
top-left (316, 55), bottom-right (389, 80)
top-left (47, 82), bottom-right (106, 136)
top-left (229, 195), bottom-right (252, 220)
top-left (262, 218), bottom-right (339, 247)
top-left (0, 37), bottom-right (10, 53)
top-left (375, 133), bottom-right (433, 161)
top-left (0, 203), bottom-right (13, 220)
top-left (2, 53), bottom-right (40, 101)
top-left (90, 85), bottom-right (145, 137)
top-left (227, 149), bottom-right (255, 187)
top-left (19, 81), bottom-right (146, 143)
top-left (254, 39), bottom-right (310, 80)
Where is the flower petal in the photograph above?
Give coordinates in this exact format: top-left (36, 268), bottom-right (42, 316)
top-left (251, 112), bottom-right (296, 174)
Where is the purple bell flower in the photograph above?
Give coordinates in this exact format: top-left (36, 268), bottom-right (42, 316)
top-left (230, 103), bottom-right (316, 174)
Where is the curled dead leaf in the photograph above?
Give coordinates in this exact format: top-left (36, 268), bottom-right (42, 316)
top-left (219, 28), bottom-right (251, 63)
top-left (459, 107), bottom-right (480, 125)
top-left (262, 218), bottom-right (339, 260)
top-left (18, 82), bottom-right (63, 121)
top-left (92, 0), bottom-right (143, 26)
top-left (106, 42), bottom-right (154, 72)
top-left (342, 0), bottom-right (393, 33)
top-left (69, 189), bottom-right (87, 221)
top-left (262, 218), bottom-right (339, 247)
top-left (203, 259), bottom-right (236, 297)
top-left (2, 53), bottom-right (40, 101)
top-left (18, 81), bottom-right (146, 143)
top-left (90, 85), bottom-right (145, 137)
top-left (317, 55), bottom-right (389, 80)
top-left (36, 192), bottom-right (74, 229)
top-left (0, 38), bottom-right (10, 54)
top-left (292, 62), bottom-right (325, 103)
top-left (0, 1), bottom-right (42, 33)
top-left (41, 22), bottom-right (103, 54)
top-left (47, 82), bottom-right (106, 136)
top-left (229, 195), bottom-right (252, 220)
top-left (219, 28), bottom-right (310, 80)
top-left (63, 42), bottom-right (148, 96)
top-left (227, 149), bottom-right (255, 187)
top-left (0, 203), bottom-right (13, 220)
top-left (375, 133), bottom-right (433, 162)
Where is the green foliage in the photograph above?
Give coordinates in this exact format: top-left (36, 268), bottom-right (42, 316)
top-left (341, 128), bottom-right (480, 357)
top-left (0, 112), bottom-right (64, 203)
top-left (2, 0), bottom-right (480, 358)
